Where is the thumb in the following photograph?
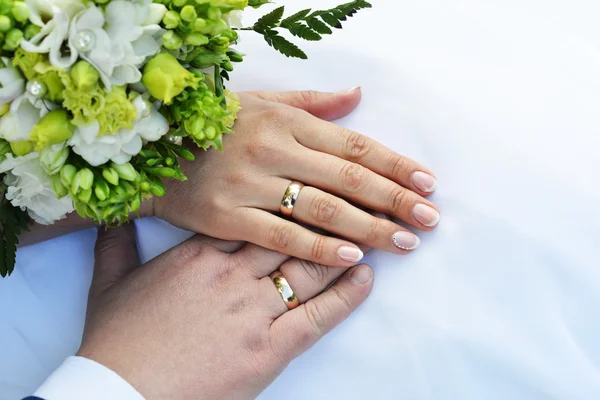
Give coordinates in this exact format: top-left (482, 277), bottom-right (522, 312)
top-left (247, 87), bottom-right (362, 121)
top-left (91, 223), bottom-right (140, 296)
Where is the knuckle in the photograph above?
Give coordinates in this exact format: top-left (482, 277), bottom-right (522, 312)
top-left (297, 259), bottom-right (327, 285)
top-left (299, 90), bottom-right (321, 105)
top-left (259, 107), bottom-right (297, 131)
top-left (365, 216), bottom-right (383, 243)
top-left (309, 194), bottom-right (342, 224)
top-left (304, 300), bottom-right (327, 338)
top-left (390, 156), bottom-right (410, 178)
top-left (329, 286), bottom-right (353, 312)
top-left (267, 223), bottom-right (296, 251)
top-left (310, 235), bottom-right (326, 262)
top-left (342, 130), bottom-right (371, 160)
top-left (389, 188), bottom-right (409, 212)
top-left (339, 163), bottom-right (367, 193)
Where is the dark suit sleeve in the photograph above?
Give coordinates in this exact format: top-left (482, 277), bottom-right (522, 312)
top-left (22, 397), bottom-right (45, 400)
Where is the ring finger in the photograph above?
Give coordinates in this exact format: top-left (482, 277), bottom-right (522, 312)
top-left (259, 257), bottom-right (349, 318)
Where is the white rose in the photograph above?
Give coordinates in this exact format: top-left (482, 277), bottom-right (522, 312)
top-left (0, 153), bottom-right (74, 225)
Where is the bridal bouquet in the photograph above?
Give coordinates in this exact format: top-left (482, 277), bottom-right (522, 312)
top-left (0, 0), bottom-right (371, 276)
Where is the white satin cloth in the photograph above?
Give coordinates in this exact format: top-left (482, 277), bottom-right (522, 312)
top-left (2, 0), bottom-right (600, 399)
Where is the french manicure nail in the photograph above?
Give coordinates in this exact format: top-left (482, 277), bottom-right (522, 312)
top-left (350, 264), bottom-right (372, 285)
top-left (337, 246), bottom-right (364, 263)
top-left (392, 231), bottom-right (420, 251)
top-left (413, 204), bottom-right (440, 227)
top-left (346, 86), bottom-right (361, 93)
top-left (412, 171), bottom-right (437, 193)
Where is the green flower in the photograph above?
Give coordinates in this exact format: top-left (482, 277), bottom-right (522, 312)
top-left (142, 53), bottom-right (201, 105)
top-left (12, 49), bottom-right (44, 81)
top-left (95, 86), bottom-right (138, 135)
top-left (39, 142), bottom-right (69, 175)
top-left (29, 110), bottom-right (75, 151)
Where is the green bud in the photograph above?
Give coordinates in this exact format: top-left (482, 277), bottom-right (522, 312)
top-left (70, 61), bottom-right (100, 89)
top-left (210, 19), bottom-right (228, 35)
top-left (212, 36), bottom-right (229, 46)
top-left (146, 158), bottom-right (160, 166)
top-left (60, 164), bottom-right (77, 187)
top-left (102, 167), bottom-right (119, 186)
top-left (10, 141), bottom-right (33, 156)
top-left (227, 51), bottom-right (243, 63)
top-left (72, 168), bottom-right (94, 194)
top-left (0, 16), bottom-right (12, 33)
top-left (162, 10), bottom-right (180, 29)
top-left (139, 149), bottom-right (160, 158)
top-left (29, 109), bottom-right (75, 151)
top-left (39, 143), bottom-right (69, 175)
top-left (94, 179), bottom-right (110, 201)
top-left (111, 162), bottom-right (138, 182)
top-left (23, 24), bottom-right (41, 40)
top-left (207, 7), bottom-right (221, 20)
top-left (172, 0), bottom-right (187, 7)
top-left (184, 115), bottom-right (205, 135)
top-left (205, 125), bottom-right (217, 140)
top-left (192, 17), bottom-right (207, 32)
top-left (185, 32), bottom-right (209, 46)
top-left (222, 61), bottom-right (233, 72)
top-left (11, 2), bottom-right (29, 23)
top-left (102, 205), bottom-right (124, 222)
top-left (51, 175), bottom-right (69, 198)
top-left (140, 181), bottom-right (151, 192)
top-left (149, 179), bottom-right (166, 197)
top-left (119, 181), bottom-right (136, 197)
top-left (145, 167), bottom-right (176, 178)
top-left (165, 157), bottom-right (174, 166)
top-left (173, 146), bottom-right (195, 161)
top-left (162, 30), bottom-right (183, 50)
top-left (180, 5), bottom-right (197, 22)
top-left (74, 201), bottom-right (90, 219)
top-left (78, 188), bottom-right (93, 204)
top-left (4, 29), bottom-right (23, 50)
top-left (130, 194), bottom-right (141, 213)
top-left (142, 53), bottom-right (200, 104)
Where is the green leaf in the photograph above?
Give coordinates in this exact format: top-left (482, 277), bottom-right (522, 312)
top-left (254, 6), bottom-right (285, 31)
top-left (263, 30), bottom-right (307, 59)
top-left (0, 191), bottom-right (30, 278)
top-left (306, 17), bottom-right (333, 35)
top-left (280, 8), bottom-right (311, 28)
top-left (321, 12), bottom-right (342, 29)
top-left (248, 0), bottom-right (272, 8)
top-left (289, 23), bottom-right (322, 41)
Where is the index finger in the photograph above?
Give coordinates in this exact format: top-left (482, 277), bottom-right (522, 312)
top-left (294, 121), bottom-right (438, 196)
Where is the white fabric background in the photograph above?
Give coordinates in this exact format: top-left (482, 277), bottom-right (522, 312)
top-left (2, 0), bottom-right (600, 398)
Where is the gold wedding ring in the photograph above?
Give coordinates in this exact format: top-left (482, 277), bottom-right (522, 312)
top-left (270, 271), bottom-right (300, 310)
top-left (280, 181), bottom-right (305, 217)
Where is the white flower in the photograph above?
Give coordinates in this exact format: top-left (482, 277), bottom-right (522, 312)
top-left (21, 0), bottom-right (85, 69)
top-left (68, 1), bottom-right (162, 87)
top-left (69, 96), bottom-right (169, 166)
top-left (0, 152), bottom-right (74, 225)
top-left (225, 10), bottom-right (244, 29)
top-left (0, 94), bottom-right (50, 143)
top-left (0, 57), bottom-right (25, 105)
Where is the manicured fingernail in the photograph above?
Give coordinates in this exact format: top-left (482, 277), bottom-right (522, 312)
top-left (337, 246), bottom-right (364, 263)
top-left (350, 264), bottom-right (372, 285)
top-left (413, 204), bottom-right (440, 227)
top-left (346, 86), bottom-right (361, 93)
top-left (392, 231), bottom-right (420, 251)
top-left (412, 171), bottom-right (437, 193)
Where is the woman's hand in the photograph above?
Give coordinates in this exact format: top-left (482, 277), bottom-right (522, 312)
top-left (154, 89), bottom-right (440, 267)
top-left (79, 225), bottom-right (374, 400)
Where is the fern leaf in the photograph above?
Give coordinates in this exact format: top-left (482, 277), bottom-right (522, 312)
top-left (255, 6), bottom-right (285, 31)
top-left (289, 23), bottom-right (322, 41)
top-left (264, 30), bottom-right (307, 59)
top-left (281, 8), bottom-right (312, 28)
top-left (306, 17), bottom-right (332, 35)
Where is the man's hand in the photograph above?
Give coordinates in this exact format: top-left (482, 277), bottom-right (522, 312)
top-left (78, 225), bottom-right (374, 400)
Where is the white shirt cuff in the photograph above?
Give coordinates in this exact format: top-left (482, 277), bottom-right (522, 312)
top-left (34, 356), bottom-right (144, 400)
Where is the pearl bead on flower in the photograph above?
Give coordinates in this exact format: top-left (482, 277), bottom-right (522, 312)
top-left (26, 80), bottom-right (47, 98)
top-left (74, 30), bottom-right (96, 52)
top-left (166, 134), bottom-right (183, 145)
